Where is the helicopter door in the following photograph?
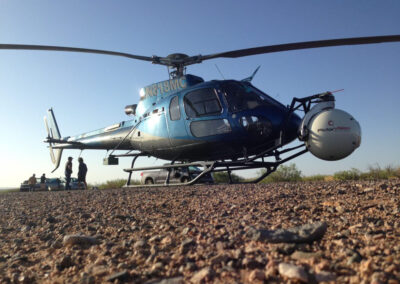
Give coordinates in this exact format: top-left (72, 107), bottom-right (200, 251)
top-left (183, 88), bottom-right (230, 137)
top-left (167, 95), bottom-right (189, 147)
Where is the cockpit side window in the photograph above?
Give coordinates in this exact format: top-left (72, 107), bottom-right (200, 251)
top-left (184, 88), bottom-right (222, 118)
top-left (169, 96), bottom-right (181, 121)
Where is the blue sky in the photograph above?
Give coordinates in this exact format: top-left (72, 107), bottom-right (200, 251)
top-left (0, 1), bottom-right (399, 187)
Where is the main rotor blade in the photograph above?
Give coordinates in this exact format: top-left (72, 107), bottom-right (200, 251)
top-left (0, 44), bottom-right (155, 62)
top-left (199, 35), bottom-right (400, 61)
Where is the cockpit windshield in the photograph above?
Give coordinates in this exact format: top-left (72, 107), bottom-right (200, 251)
top-left (222, 81), bottom-right (284, 112)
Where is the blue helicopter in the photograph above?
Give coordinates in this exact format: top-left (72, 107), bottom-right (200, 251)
top-left (2, 35), bottom-right (399, 185)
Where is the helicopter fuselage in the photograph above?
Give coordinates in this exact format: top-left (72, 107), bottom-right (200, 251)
top-left (60, 74), bottom-right (301, 162)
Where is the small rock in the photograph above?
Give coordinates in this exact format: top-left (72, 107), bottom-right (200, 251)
top-left (46, 216), bottom-right (57, 223)
top-left (182, 227), bottom-right (190, 235)
top-left (248, 222), bottom-right (327, 243)
top-left (379, 183), bottom-right (388, 190)
top-left (146, 277), bottom-right (184, 284)
top-left (90, 265), bottom-right (109, 276)
top-left (56, 255), bottom-right (74, 271)
top-left (180, 238), bottom-right (195, 253)
top-left (278, 262), bottom-right (308, 283)
top-left (276, 244), bottom-right (297, 255)
top-left (21, 225), bottom-right (31, 232)
top-left (134, 239), bottom-right (147, 249)
top-left (347, 252), bottom-right (362, 264)
top-left (149, 235), bottom-right (161, 243)
top-left (106, 270), bottom-right (129, 282)
top-left (335, 205), bottom-right (345, 214)
top-left (363, 187), bottom-right (374, 193)
top-left (51, 240), bottom-right (63, 249)
top-left (248, 269), bottom-right (265, 282)
top-left (150, 262), bottom-right (164, 274)
top-left (161, 236), bottom-right (172, 246)
top-left (241, 257), bottom-right (263, 269)
top-left (190, 267), bottom-right (213, 283)
top-left (315, 271), bottom-right (336, 282)
top-left (80, 272), bottom-right (95, 284)
top-left (294, 204), bottom-right (308, 211)
top-left (63, 234), bottom-right (99, 246)
top-left (291, 251), bottom-right (320, 260)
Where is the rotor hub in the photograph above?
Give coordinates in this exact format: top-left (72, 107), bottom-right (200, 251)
top-left (166, 53), bottom-right (189, 62)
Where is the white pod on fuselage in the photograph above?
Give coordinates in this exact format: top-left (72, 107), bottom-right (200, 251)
top-left (305, 109), bottom-right (361, 161)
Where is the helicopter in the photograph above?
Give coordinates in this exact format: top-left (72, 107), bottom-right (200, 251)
top-left (1, 35), bottom-right (400, 186)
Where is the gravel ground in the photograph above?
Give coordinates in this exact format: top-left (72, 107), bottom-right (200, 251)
top-left (0, 180), bottom-right (399, 283)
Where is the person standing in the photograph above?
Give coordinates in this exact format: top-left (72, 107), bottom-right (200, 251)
top-left (40, 173), bottom-right (46, 190)
top-left (28, 174), bottom-right (36, 192)
top-left (65, 157), bottom-right (73, 190)
top-left (77, 157), bottom-right (88, 190)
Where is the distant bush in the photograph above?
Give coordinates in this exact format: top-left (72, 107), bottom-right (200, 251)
top-left (261, 163), bottom-right (302, 183)
top-left (332, 165), bottom-right (400, 181)
top-left (213, 172), bottom-right (244, 183)
top-left (302, 174), bottom-right (327, 182)
top-left (89, 178), bottom-right (140, 190)
top-left (333, 168), bottom-right (362, 181)
top-left (362, 164), bottom-right (400, 180)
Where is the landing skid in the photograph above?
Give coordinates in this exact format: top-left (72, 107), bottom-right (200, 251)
top-left (119, 143), bottom-right (308, 187)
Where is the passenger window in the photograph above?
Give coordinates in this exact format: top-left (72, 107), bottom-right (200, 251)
top-left (169, 96), bottom-right (181, 121)
top-left (190, 119), bottom-right (231, 137)
top-left (184, 88), bottom-right (222, 118)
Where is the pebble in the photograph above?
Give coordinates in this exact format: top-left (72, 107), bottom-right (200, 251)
top-left (190, 267), bottom-right (213, 283)
top-left (133, 239), bottom-right (147, 249)
top-left (148, 277), bottom-right (184, 284)
top-left (291, 250), bottom-right (320, 260)
top-left (278, 262), bottom-right (309, 282)
top-left (248, 269), bottom-right (265, 282)
top-left (106, 270), bottom-right (129, 282)
top-left (315, 271), bottom-right (336, 282)
top-left (56, 255), bottom-right (74, 271)
top-left (363, 187), bottom-right (375, 193)
top-left (248, 222), bottom-right (328, 243)
top-left (63, 234), bottom-right (99, 246)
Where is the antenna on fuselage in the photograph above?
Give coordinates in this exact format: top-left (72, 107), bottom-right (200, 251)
top-left (214, 64), bottom-right (225, 80)
top-left (242, 65), bottom-right (261, 82)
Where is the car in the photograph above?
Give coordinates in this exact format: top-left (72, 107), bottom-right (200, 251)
top-left (59, 177), bottom-right (85, 190)
top-left (46, 178), bottom-right (64, 191)
top-left (20, 177), bottom-right (63, 192)
top-left (140, 165), bottom-right (214, 185)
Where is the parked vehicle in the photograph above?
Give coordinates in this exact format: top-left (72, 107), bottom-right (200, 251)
top-left (60, 177), bottom-right (85, 190)
top-left (140, 166), bottom-right (214, 185)
top-left (20, 177), bottom-right (63, 191)
top-left (46, 178), bottom-right (64, 191)
top-left (20, 177), bottom-right (84, 191)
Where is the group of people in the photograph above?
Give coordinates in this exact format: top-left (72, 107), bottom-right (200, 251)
top-left (27, 157), bottom-right (88, 191)
top-left (27, 173), bottom-right (47, 191)
top-left (65, 156), bottom-right (88, 190)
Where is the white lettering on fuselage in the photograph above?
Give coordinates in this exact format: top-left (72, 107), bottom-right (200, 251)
top-left (141, 77), bottom-right (187, 100)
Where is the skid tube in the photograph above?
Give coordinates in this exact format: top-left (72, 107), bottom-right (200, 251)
top-left (122, 143), bottom-right (308, 187)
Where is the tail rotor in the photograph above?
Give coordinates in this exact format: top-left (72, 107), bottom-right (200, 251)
top-left (44, 108), bottom-right (63, 172)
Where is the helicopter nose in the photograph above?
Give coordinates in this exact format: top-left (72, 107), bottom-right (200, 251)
top-left (284, 112), bottom-right (302, 143)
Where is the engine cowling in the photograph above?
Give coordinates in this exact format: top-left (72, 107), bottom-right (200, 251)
top-left (304, 109), bottom-right (361, 161)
